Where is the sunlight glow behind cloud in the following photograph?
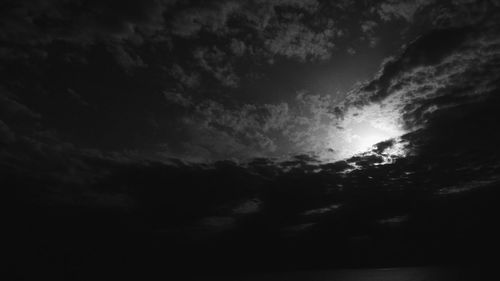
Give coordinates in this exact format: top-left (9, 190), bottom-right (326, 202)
top-left (323, 103), bottom-right (406, 161)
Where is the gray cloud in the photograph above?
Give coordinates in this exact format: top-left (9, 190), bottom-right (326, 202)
top-left (66, 88), bottom-right (91, 107)
top-left (264, 22), bottom-right (336, 61)
top-left (229, 38), bottom-right (247, 57)
top-left (107, 44), bottom-right (148, 72)
top-left (168, 64), bottom-right (201, 89)
top-left (170, 1), bottom-right (241, 38)
top-left (232, 198), bottom-right (262, 215)
top-left (0, 0), bottom-right (178, 45)
top-left (377, 0), bottom-right (435, 22)
top-left (4, 0), bottom-right (500, 165)
top-left (163, 91), bottom-right (193, 108)
top-left (159, 90), bottom-right (344, 161)
top-left (193, 46), bottom-right (240, 88)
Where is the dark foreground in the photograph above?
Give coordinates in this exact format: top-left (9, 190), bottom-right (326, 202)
top-left (216, 267), bottom-right (496, 281)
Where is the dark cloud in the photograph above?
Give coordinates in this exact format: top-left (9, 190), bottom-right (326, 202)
top-left (264, 21), bottom-right (336, 61)
top-left (156, 91), bottom-right (354, 161)
top-left (232, 198), bottom-right (262, 215)
top-left (170, 1), bottom-right (241, 38)
top-left (359, 26), bottom-right (471, 103)
top-left (377, 0), bottom-right (434, 22)
top-left (106, 44), bottom-right (147, 72)
top-left (0, 0), bottom-right (177, 45)
top-left (163, 90), bottom-right (193, 108)
top-left (148, 1), bottom-right (500, 161)
top-left (4, 2), bottom-right (500, 277)
top-left (6, 90), bottom-right (500, 275)
top-left (0, 120), bottom-right (16, 144)
top-left (66, 88), bottom-right (91, 107)
top-left (0, 88), bottom-right (42, 122)
top-left (3, 1), bottom-right (499, 162)
top-left (377, 215), bottom-right (409, 226)
top-left (0, 0), bottom-right (178, 72)
top-left (193, 46), bottom-right (240, 87)
top-left (229, 38), bottom-right (247, 56)
top-left (168, 63), bottom-right (201, 89)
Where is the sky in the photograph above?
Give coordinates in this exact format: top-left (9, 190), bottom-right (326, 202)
top-left (3, 0), bottom-right (500, 279)
top-left (0, 0), bottom-right (461, 163)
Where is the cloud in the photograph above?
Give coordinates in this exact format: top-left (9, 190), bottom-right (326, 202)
top-left (437, 178), bottom-right (500, 195)
top-left (4, 0), bottom-right (500, 167)
top-left (0, 120), bottom-right (16, 144)
top-left (229, 39), bottom-right (247, 56)
top-left (262, 103), bottom-right (290, 132)
top-left (338, 15), bottom-right (500, 132)
top-left (168, 64), bottom-right (201, 89)
top-left (361, 20), bottom-right (378, 33)
top-left (0, 89), bottom-right (42, 122)
top-left (377, 0), bottom-right (435, 22)
top-left (4, 4), bottom-right (500, 269)
top-left (163, 91), bottom-right (193, 108)
top-left (0, 87), bottom-right (138, 187)
top-left (0, 0), bottom-right (181, 73)
top-left (167, 0), bottom-right (337, 67)
top-left (264, 22), bottom-right (336, 61)
top-left (301, 204), bottom-right (341, 216)
top-left (284, 223), bottom-right (316, 233)
top-left (0, 88), bottom-right (42, 137)
top-left (168, 95), bottom-right (330, 161)
top-left (159, 86), bottom-right (404, 162)
top-left (0, 0), bottom-right (148, 44)
top-left (177, 101), bottom-right (281, 160)
top-left (157, 1), bottom-right (500, 162)
top-left (0, 47), bottom-right (47, 61)
top-left (170, 1), bottom-right (241, 38)
top-left (193, 46), bottom-right (240, 87)
top-left (0, 0), bottom-right (178, 45)
top-left (66, 88), bottom-right (91, 107)
top-left (199, 216), bottom-right (236, 228)
top-left (261, 0), bottom-right (320, 13)
top-left (359, 20), bottom-right (380, 48)
top-left (425, 0), bottom-right (496, 28)
top-left (377, 215), bottom-right (409, 225)
top-left (232, 198), bottom-right (262, 215)
top-left (107, 44), bottom-right (147, 72)
top-left (355, 27), bottom-right (469, 104)
top-left (170, 0), bottom-right (320, 38)
top-left (187, 94), bottom-right (338, 160)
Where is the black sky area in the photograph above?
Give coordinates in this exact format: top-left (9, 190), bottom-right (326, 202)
top-left (2, 1), bottom-right (500, 280)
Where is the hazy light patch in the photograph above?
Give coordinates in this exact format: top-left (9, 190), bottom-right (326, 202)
top-left (340, 162), bottom-right (362, 174)
top-left (338, 138), bottom-right (409, 173)
top-left (323, 103), bottom-right (407, 161)
top-left (376, 137), bottom-right (409, 165)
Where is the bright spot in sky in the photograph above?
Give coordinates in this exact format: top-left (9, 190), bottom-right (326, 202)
top-left (346, 119), bottom-right (402, 154)
top-left (323, 103), bottom-right (407, 161)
